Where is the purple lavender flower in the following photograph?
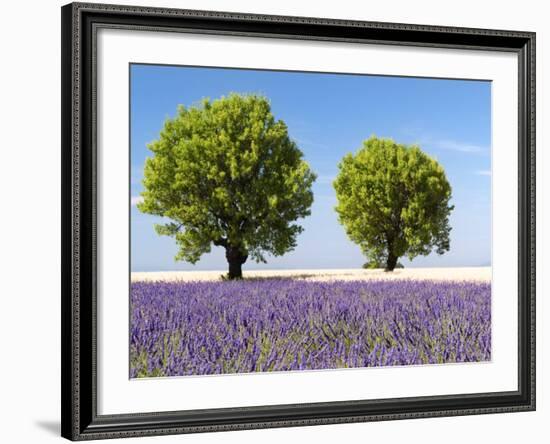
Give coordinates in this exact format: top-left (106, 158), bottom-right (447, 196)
top-left (130, 279), bottom-right (491, 377)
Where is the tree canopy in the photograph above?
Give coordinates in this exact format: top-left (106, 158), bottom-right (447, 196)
top-left (138, 93), bottom-right (316, 279)
top-left (333, 136), bottom-right (454, 271)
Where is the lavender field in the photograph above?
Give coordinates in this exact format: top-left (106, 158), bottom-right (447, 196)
top-left (130, 279), bottom-right (491, 378)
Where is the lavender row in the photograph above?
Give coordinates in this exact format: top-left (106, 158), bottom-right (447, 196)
top-left (130, 279), bottom-right (491, 377)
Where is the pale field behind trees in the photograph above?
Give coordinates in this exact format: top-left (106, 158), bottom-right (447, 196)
top-left (131, 267), bottom-right (491, 283)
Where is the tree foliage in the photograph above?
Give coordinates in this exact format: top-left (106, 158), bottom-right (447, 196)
top-left (334, 136), bottom-right (454, 271)
top-left (138, 93), bottom-right (316, 278)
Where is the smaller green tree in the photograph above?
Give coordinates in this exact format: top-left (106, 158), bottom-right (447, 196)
top-left (138, 93), bottom-right (316, 279)
top-left (334, 136), bottom-right (454, 271)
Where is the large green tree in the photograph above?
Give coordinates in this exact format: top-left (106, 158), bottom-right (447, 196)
top-left (138, 93), bottom-right (316, 279)
top-left (333, 136), bottom-right (454, 271)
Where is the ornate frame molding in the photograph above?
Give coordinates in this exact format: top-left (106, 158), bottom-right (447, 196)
top-left (61, 3), bottom-right (535, 440)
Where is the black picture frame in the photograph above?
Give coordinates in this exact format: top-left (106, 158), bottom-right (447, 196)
top-left (61, 2), bottom-right (536, 440)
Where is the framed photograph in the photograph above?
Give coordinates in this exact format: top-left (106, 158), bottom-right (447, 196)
top-left (61, 2), bottom-right (536, 440)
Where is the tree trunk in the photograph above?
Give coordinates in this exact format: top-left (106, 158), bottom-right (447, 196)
top-left (385, 252), bottom-right (398, 272)
top-left (225, 247), bottom-right (248, 280)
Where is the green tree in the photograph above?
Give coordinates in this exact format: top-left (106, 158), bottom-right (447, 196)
top-left (138, 93), bottom-right (316, 279)
top-left (333, 136), bottom-right (454, 271)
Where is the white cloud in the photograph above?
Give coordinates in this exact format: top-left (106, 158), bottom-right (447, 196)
top-left (293, 136), bottom-right (332, 151)
top-left (432, 139), bottom-right (488, 154)
top-left (131, 195), bottom-right (144, 206)
top-left (401, 130), bottom-right (489, 155)
top-left (316, 175), bottom-right (336, 185)
top-left (475, 170), bottom-right (492, 176)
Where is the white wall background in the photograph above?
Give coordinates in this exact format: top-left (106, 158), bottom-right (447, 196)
top-left (0, 0), bottom-right (545, 443)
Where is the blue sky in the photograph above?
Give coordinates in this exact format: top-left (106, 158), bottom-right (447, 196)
top-left (130, 64), bottom-right (491, 271)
